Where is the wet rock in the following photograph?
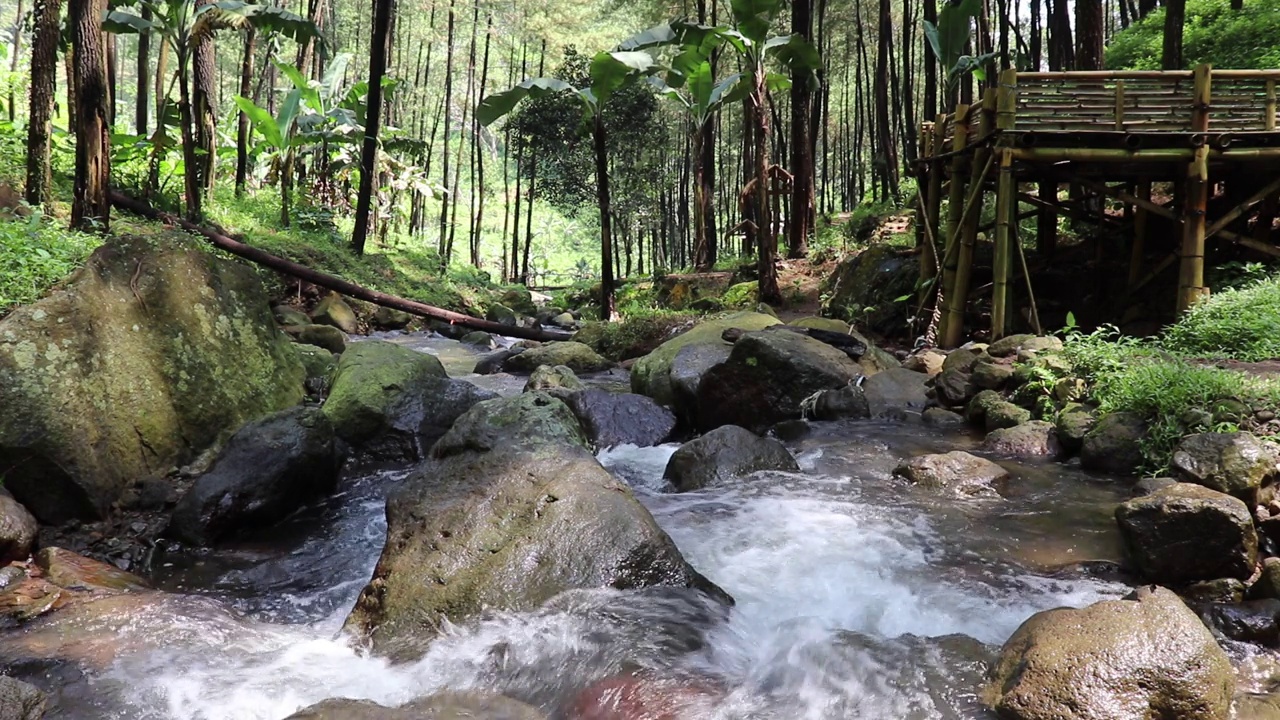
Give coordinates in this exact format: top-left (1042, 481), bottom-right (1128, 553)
top-left (1133, 477), bottom-right (1178, 496)
top-left (284, 692), bottom-right (547, 719)
top-left (0, 235), bottom-right (305, 524)
top-left (1054, 404), bottom-right (1096, 454)
top-left (524, 365), bottom-right (586, 398)
top-left (810, 384), bottom-right (870, 421)
top-left (565, 390), bottom-right (677, 449)
top-left (987, 333), bottom-right (1036, 358)
top-left (370, 306), bottom-right (412, 330)
top-left (862, 368), bottom-right (929, 416)
top-left (324, 340), bottom-right (492, 461)
top-left (1182, 578), bottom-right (1247, 603)
top-left (984, 401), bottom-right (1032, 432)
top-left (942, 347), bottom-right (984, 374)
top-left (983, 421), bottom-right (1061, 458)
top-left (1199, 599), bottom-right (1280, 645)
top-left (552, 312), bottom-right (577, 328)
top-left (1081, 411), bottom-right (1147, 475)
top-left (1171, 432), bottom-right (1279, 498)
top-left (902, 349), bottom-right (947, 377)
top-left (819, 244), bottom-right (918, 336)
top-left (167, 407), bottom-right (342, 546)
top-left (770, 419), bottom-right (812, 441)
top-left (984, 586), bottom-right (1234, 720)
top-left (293, 324), bottom-right (348, 354)
top-left (664, 425), bottom-right (799, 492)
top-left (934, 367), bottom-right (975, 408)
top-left (1116, 483), bottom-right (1258, 583)
top-left (1255, 558), bottom-right (1280, 601)
top-left (972, 360), bottom-right (1015, 390)
top-left (273, 305), bottom-right (311, 327)
top-left (696, 328), bottom-right (862, 433)
top-left (500, 287), bottom-right (539, 316)
top-left (474, 349), bottom-right (517, 375)
top-left (566, 674), bottom-right (722, 720)
top-left (35, 547), bottom-right (150, 592)
top-left (345, 436), bottom-right (726, 659)
top-left (0, 675), bottom-right (46, 720)
top-left (460, 330), bottom-right (495, 348)
top-left (668, 343), bottom-right (732, 423)
top-left (432, 392), bottom-right (587, 459)
top-left (486, 303), bottom-right (519, 326)
top-left (965, 390), bottom-right (1004, 427)
top-left (787, 316), bottom-right (851, 334)
top-left (503, 341), bottom-right (614, 374)
top-left (0, 491), bottom-right (37, 563)
top-left (631, 311), bottom-right (779, 409)
top-left (894, 451), bottom-right (1010, 497)
top-left (922, 407), bottom-right (966, 427)
top-left (312, 294), bottom-right (359, 334)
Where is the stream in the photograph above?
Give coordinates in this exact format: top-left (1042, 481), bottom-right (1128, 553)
top-left (0, 334), bottom-right (1162, 719)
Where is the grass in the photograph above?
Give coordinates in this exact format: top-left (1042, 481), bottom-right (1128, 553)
top-left (1161, 275), bottom-right (1280, 361)
top-left (0, 211), bottom-right (101, 316)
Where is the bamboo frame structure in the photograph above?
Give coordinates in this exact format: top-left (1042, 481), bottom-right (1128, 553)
top-left (915, 63), bottom-right (1280, 345)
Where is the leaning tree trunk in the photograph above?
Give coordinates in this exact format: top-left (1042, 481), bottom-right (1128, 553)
top-left (351, 0), bottom-right (392, 254)
top-left (25, 0), bottom-right (61, 207)
top-left (193, 0), bottom-right (218, 194)
top-left (69, 0), bottom-right (110, 231)
top-left (593, 113), bottom-right (616, 320)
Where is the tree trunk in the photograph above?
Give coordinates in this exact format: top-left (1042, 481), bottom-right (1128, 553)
top-left (177, 48), bottom-right (202, 221)
top-left (753, 73), bottom-right (781, 305)
top-left (437, 0), bottom-right (455, 262)
top-left (135, 5), bottom-right (150, 136)
top-left (521, 41), bottom-right (544, 285)
top-left (470, 13), bottom-right (491, 269)
top-left (8, 0), bottom-right (24, 123)
top-left (1162, 0), bottom-right (1186, 69)
top-left (594, 114), bottom-right (614, 319)
top-left (25, 0), bottom-right (60, 207)
top-left (1048, 0), bottom-right (1074, 70)
top-left (787, 0), bottom-right (814, 260)
top-left (351, 0), bottom-right (393, 255)
top-left (70, 0), bottom-right (110, 231)
top-left (235, 28), bottom-right (256, 198)
top-left (193, 0), bottom-right (217, 194)
top-left (874, 0), bottom-right (899, 201)
top-left (1075, 0), bottom-right (1104, 70)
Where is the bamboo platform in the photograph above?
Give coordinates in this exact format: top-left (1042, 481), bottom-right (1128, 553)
top-left (916, 65), bottom-right (1280, 347)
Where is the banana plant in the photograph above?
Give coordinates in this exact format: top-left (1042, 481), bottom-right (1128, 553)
top-left (103, 0), bottom-right (318, 221)
top-left (922, 0), bottom-right (999, 104)
top-left (233, 76), bottom-right (302, 226)
top-left (479, 49), bottom-right (662, 320)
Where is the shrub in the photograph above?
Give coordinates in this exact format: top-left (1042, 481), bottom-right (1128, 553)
top-left (1162, 275), bottom-right (1280, 361)
top-left (1106, 0), bottom-right (1280, 70)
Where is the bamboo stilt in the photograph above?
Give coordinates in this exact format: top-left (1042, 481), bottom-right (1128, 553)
top-left (943, 91), bottom-right (997, 348)
top-left (1178, 64), bottom-right (1213, 312)
top-left (992, 149), bottom-right (1014, 339)
top-left (938, 104), bottom-right (971, 347)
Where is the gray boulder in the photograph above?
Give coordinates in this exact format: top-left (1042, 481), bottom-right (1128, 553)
top-left (922, 407), bottom-right (966, 427)
top-left (862, 367), bottom-right (929, 416)
top-left (669, 343), bottom-right (733, 422)
top-left (431, 392), bottom-right (587, 458)
top-left (934, 367), bottom-right (975, 408)
top-left (371, 306), bottom-right (412, 330)
top-left (986, 333), bottom-right (1036, 358)
top-left (167, 407), bottom-right (342, 546)
top-left (460, 331), bottom-right (495, 348)
top-left (984, 586), bottom-right (1233, 720)
top-left (485, 303), bottom-right (518, 326)
top-left (1115, 482), bottom-right (1258, 583)
top-left (0, 676), bottom-right (45, 720)
top-left (894, 451), bottom-right (1010, 497)
top-left (1081, 411), bottom-right (1147, 475)
top-left (312, 294), bottom-right (359, 334)
top-left (631, 311), bottom-right (779, 409)
top-left (1055, 404), bottom-right (1096, 453)
top-left (565, 390), bottom-right (677, 449)
top-left (523, 364), bottom-right (586, 398)
top-left (983, 421), bottom-right (1061, 458)
top-left (0, 491), bottom-right (37, 563)
top-left (503, 341), bottom-right (614, 374)
top-left (810, 385), bottom-right (870, 421)
top-left (972, 359), bottom-right (1015, 390)
top-left (293, 324), bottom-right (348, 354)
top-left (283, 693), bottom-right (546, 720)
top-left (696, 328), bottom-right (862, 433)
top-left (1171, 432), bottom-right (1278, 498)
top-left (664, 425), bottom-right (799, 492)
top-left (984, 401), bottom-right (1031, 432)
top-left (473, 349), bottom-right (517, 375)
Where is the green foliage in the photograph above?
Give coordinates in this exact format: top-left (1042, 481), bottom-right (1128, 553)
top-left (574, 311), bottom-right (699, 360)
top-left (1162, 274), bottom-right (1280, 361)
top-left (1106, 0), bottom-right (1280, 69)
top-left (0, 212), bottom-right (101, 315)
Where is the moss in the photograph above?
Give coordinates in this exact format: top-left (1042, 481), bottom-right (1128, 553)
top-left (630, 311), bottom-right (781, 407)
top-left (722, 281), bottom-right (759, 309)
top-left (322, 340), bottom-right (447, 444)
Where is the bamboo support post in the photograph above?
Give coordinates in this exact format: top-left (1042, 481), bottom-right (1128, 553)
top-left (917, 123), bottom-right (934, 285)
top-left (1128, 180), bottom-right (1152, 288)
top-left (1178, 64), bottom-right (1213, 312)
top-left (943, 93), bottom-right (996, 348)
top-left (938, 104), bottom-right (971, 347)
top-left (1114, 80), bottom-right (1126, 131)
top-left (1267, 79), bottom-right (1277, 132)
top-left (992, 149), bottom-right (1014, 340)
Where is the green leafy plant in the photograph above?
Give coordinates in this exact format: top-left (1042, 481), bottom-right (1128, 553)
top-left (1162, 274), bottom-right (1280, 361)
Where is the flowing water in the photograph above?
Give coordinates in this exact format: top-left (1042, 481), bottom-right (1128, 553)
top-left (0, 335), bottom-right (1155, 719)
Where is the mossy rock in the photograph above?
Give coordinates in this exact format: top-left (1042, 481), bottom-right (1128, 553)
top-left (789, 316), bottom-right (852, 333)
top-left (499, 287), bottom-right (539, 316)
top-left (572, 315), bottom-right (698, 362)
top-left (486, 303), bottom-right (518, 326)
top-left (321, 340), bottom-right (447, 448)
top-left (722, 281), bottom-right (758, 309)
top-left (371, 306), bottom-right (413, 330)
top-left (293, 344), bottom-right (336, 385)
top-left (524, 365), bottom-right (586, 396)
top-left (1055, 404), bottom-right (1097, 453)
top-left (311, 293), bottom-right (359, 334)
top-left (293, 324), bottom-right (347, 354)
top-left (0, 235), bottom-right (305, 524)
top-left (631, 311), bottom-right (781, 409)
top-left (985, 401), bottom-right (1032, 432)
top-left (819, 244), bottom-right (918, 335)
top-left (460, 331), bottom-right (495, 348)
top-left (431, 392), bottom-right (588, 458)
top-left (987, 333), bottom-right (1036, 358)
top-left (272, 305), bottom-right (310, 328)
top-left (966, 389), bottom-right (1006, 426)
top-left (503, 341), bottom-right (614, 374)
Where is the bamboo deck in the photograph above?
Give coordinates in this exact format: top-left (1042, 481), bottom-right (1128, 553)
top-left (916, 65), bottom-right (1280, 346)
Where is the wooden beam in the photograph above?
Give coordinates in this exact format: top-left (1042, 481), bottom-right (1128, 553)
top-left (1204, 175), bottom-right (1280, 240)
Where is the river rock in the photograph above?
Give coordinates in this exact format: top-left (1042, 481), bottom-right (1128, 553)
top-left (1055, 404), bottom-right (1096, 453)
top-left (810, 384), bottom-right (870, 421)
top-left (35, 547), bottom-right (150, 592)
top-left (474, 349), bottom-right (517, 375)
top-left (565, 390), bottom-right (676, 449)
top-left (486, 303), bottom-right (518, 326)
top-left (431, 392), bottom-right (587, 458)
top-left (1171, 432), bottom-right (1279, 498)
top-left (0, 491), bottom-right (37, 563)
top-left (371, 307), bottom-right (412, 330)
top-left (983, 421), bottom-right (1061, 458)
top-left (668, 343), bottom-right (732, 423)
top-left (984, 586), bottom-right (1234, 720)
top-left (294, 343), bottom-right (336, 384)
top-left (503, 341), bottom-right (613, 374)
top-left (862, 367), bottom-right (929, 416)
top-left (566, 674), bottom-right (722, 720)
top-left (0, 235), bottom-right (305, 524)
top-left (1016, 336), bottom-right (1063, 360)
top-left (965, 390), bottom-right (1003, 426)
top-left (273, 305), bottom-right (311, 328)
top-left (293, 324), bottom-right (348, 354)
top-left (695, 328), bottom-right (862, 433)
top-left (664, 425), bottom-right (799, 492)
top-left (312, 294), bottom-right (359, 334)
top-left (942, 347), bottom-right (985, 373)
top-left (922, 407), bottom-right (965, 427)
top-left (984, 401), bottom-right (1031, 432)
top-left (323, 340), bottom-right (491, 461)
top-left (284, 692), bottom-right (547, 720)
top-left (167, 407), bottom-right (342, 546)
top-left (987, 333), bottom-right (1036, 358)
top-left (1115, 483), bottom-right (1258, 583)
top-left (500, 287), bottom-right (539, 316)
top-left (972, 359), bottom-right (1015, 390)
top-left (460, 330), bottom-right (495, 348)
top-left (934, 367), bottom-right (975, 408)
top-left (1199, 599), bottom-right (1280, 645)
top-left (631, 312), bottom-right (780, 409)
top-left (819, 244), bottom-right (917, 336)
top-left (1080, 411), bottom-right (1147, 475)
top-left (902, 349), bottom-right (947, 377)
top-left (524, 364), bottom-right (586, 398)
top-left (0, 676), bottom-right (45, 720)
top-left (787, 316), bottom-right (851, 334)
top-left (345, 432), bottom-right (725, 658)
top-left (894, 451), bottom-right (1009, 497)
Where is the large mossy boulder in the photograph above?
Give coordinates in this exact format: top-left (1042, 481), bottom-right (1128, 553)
top-left (984, 586), bottom-right (1234, 720)
top-left (322, 340), bottom-right (493, 461)
top-left (1080, 411), bottom-right (1147, 475)
top-left (631, 311), bottom-right (780, 410)
top-left (0, 235), bottom-right (305, 524)
top-left (696, 327), bottom-right (862, 433)
top-left (499, 287), bottom-right (539, 316)
top-left (1171, 432), bottom-right (1278, 498)
top-left (663, 425), bottom-right (799, 492)
top-left (820, 244), bottom-right (917, 336)
top-left (1115, 482), bottom-right (1258, 583)
top-left (167, 406), bottom-right (343, 546)
top-left (502, 341), bottom-right (614, 374)
top-left (343, 394), bottom-right (726, 660)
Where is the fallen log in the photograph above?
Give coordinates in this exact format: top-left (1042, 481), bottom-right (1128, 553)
top-left (108, 190), bottom-right (572, 342)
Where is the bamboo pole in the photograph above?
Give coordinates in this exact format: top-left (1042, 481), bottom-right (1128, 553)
top-left (1114, 80), bottom-right (1126, 131)
top-left (1178, 65), bottom-right (1213, 312)
top-left (1204, 175), bottom-right (1280, 239)
top-left (1267, 80), bottom-right (1277, 131)
top-left (938, 104), bottom-right (971, 347)
top-left (1128, 180), bottom-right (1152, 288)
top-left (992, 149), bottom-right (1014, 339)
top-left (918, 122), bottom-right (936, 291)
top-left (943, 91), bottom-right (996, 348)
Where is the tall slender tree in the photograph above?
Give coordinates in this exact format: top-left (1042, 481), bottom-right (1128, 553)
top-left (787, 0), bottom-right (815, 259)
top-left (25, 0), bottom-right (61, 207)
top-left (1162, 0), bottom-right (1186, 69)
top-left (70, 0), bottom-right (111, 231)
top-left (351, 0), bottom-right (394, 254)
top-left (1075, 0), bottom-right (1104, 70)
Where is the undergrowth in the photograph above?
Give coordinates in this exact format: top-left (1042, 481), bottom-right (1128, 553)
top-left (1161, 275), bottom-right (1280, 361)
top-left (0, 211), bottom-right (100, 316)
